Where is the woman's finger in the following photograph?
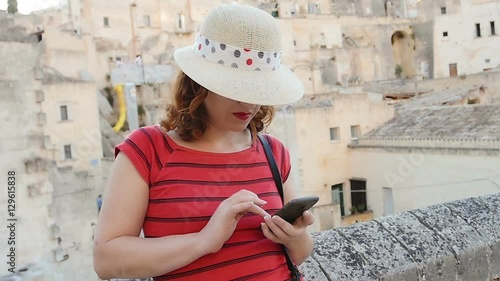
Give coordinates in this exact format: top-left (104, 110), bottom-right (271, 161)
top-left (264, 215), bottom-right (288, 239)
top-left (295, 211), bottom-right (315, 227)
top-left (229, 193), bottom-right (267, 206)
top-left (261, 223), bottom-right (280, 243)
top-left (230, 202), bottom-right (269, 218)
top-left (271, 215), bottom-right (302, 237)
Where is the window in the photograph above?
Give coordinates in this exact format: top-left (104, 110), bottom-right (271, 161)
top-left (60, 105), bottom-right (68, 121)
top-left (476, 23), bottom-right (481, 37)
top-left (64, 145), bottom-right (72, 160)
top-left (350, 125), bottom-right (360, 140)
top-left (440, 7), bottom-right (446, 15)
top-left (103, 17), bottom-right (110, 27)
top-left (491, 21), bottom-right (496, 35)
top-left (350, 179), bottom-right (367, 214)
top-left (329, 127), bottom-right (340, 141)
top-left (443, 31), bottom-right (448, 37)
top-left (143, 15), bottom-right (151, 27)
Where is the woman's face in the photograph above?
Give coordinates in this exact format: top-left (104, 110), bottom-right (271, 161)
top-left (203, 92), bottom-right (261, 132)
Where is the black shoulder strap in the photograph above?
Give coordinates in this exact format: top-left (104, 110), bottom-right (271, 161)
top-left (257, 134), bottom-right (284, 204)
top-left (257, 134), bottom-right (302, 281)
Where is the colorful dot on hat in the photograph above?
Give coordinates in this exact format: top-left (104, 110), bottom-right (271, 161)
top-left (218, 60), bottom-right (224, 65)
top-left (244, 48), bottom-right (251, 52)
top-left (266, 58), bottom-right (271, 64)
top-left (211, 47), bottom-right (216, 53)
top-left (231, 63), bottom-right (238, 68)
top-left (258, 52), bottom-right (264, 59)
top-left (198, 44), bottom-right (202, 50)
top-left (234, 50), bottom-right (241, 58)
top-left (255, 68), bottom-right (261, 71)
top-left (205, 39), bottom-right (210, 45)
top-left (246, 59), bottom-right (253, 65)
top-left (220, 44), bottom-right (226, 50)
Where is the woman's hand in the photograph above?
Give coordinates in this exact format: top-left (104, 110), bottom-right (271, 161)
top-left (260, 211), bottom-right (315, 247)
top-left (199, 189), bottom-right (269, 254)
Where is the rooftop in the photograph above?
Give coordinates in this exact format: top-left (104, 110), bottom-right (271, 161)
top-left (361, 104), bottom-right (500, 141)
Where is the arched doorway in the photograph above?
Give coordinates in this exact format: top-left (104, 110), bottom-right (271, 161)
top-left (391, 30), bottom-right (416, 78)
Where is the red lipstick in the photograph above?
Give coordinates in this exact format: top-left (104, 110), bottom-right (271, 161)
top-left (233, 112), bottom-right (251, 120)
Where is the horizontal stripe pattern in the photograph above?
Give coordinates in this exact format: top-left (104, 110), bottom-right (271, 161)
top-left (115, 125), bottom-right (293, 280)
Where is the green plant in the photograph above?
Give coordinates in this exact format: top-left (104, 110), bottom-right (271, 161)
top-left (357, 204), bottom-right (366, 213)
top-left (395, 65), bottom-right (403, 78)
top-left (137, 104), bottom-right (146, 116)
top-left (8, 0), bottom-right (18, 14)
top-left (103, 87), bottom-right (114, 106)
top-left (350, 206), bottom-right (357, 214)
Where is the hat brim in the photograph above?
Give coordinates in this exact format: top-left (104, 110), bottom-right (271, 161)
top-left (173, 46), bottom-right (304, 106)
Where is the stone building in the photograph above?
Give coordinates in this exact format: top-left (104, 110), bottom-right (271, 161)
top-left (349, 103), bottom-right (500, 218)
top-left (0, 11), bottom-right (102, 280)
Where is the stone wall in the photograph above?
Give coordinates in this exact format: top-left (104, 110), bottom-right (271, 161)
top-left (302, 193), bottom-right (500, 280)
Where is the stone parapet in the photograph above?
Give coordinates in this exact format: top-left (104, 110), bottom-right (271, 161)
top-left (301, 193), bottom-right (500, 280)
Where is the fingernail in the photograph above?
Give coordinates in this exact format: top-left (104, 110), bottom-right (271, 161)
top-left (264, 215), bottom-right (271, 221)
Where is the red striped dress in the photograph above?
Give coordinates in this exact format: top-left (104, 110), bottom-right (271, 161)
top-left (115, 125), bottom-right (294, 280)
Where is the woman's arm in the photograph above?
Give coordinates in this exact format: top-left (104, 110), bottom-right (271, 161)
top-left (93, 153), bottom-right (269, 279)
top-left (93, 153), bottom-right (211, 279)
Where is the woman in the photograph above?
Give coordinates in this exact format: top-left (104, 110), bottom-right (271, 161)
top-left (93, 3), bottom-right (314, 280)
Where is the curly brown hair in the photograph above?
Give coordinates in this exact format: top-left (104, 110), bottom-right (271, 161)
top-left (161, 71), bottom-right (275, 142)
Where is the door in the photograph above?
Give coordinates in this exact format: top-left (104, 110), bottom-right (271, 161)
top-left (383, 187), bottom-right (394, 216)
top-left (331, 184), bottom-right (345, 216)
top-left (449, 63), bottom-right (458, 77)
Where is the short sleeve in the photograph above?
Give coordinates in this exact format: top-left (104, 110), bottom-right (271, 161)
top-left (115, 127), bottom-right (155, 185)
top-left (265, 135), bottom-right (292, 183)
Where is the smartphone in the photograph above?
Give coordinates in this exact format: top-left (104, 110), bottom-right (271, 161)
top-left (275, 196), bottom-right (319, 224)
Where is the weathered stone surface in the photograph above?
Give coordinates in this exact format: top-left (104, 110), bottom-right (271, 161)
top-left (465, 194), bottom-right (500, 279)
top-left (312, 229), bottom-right (379, 280)
top-left (300, 255), bottom-right (328, 281)
top-left (338, 220), bottom-right (419, 280)
top-left (378, 212), bottom-right (456, 281)
top-left (412, 203), bottom-right (490, 281)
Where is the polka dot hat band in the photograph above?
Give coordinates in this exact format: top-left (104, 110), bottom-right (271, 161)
top-left (193, 34), bottom-right (282, 72)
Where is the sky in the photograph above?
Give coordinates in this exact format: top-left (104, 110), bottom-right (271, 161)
top-left (0, 0), bottom-right (66, 15)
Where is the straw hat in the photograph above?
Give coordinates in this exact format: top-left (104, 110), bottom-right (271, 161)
top-left (173, 4), bottom-right (304, 106)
